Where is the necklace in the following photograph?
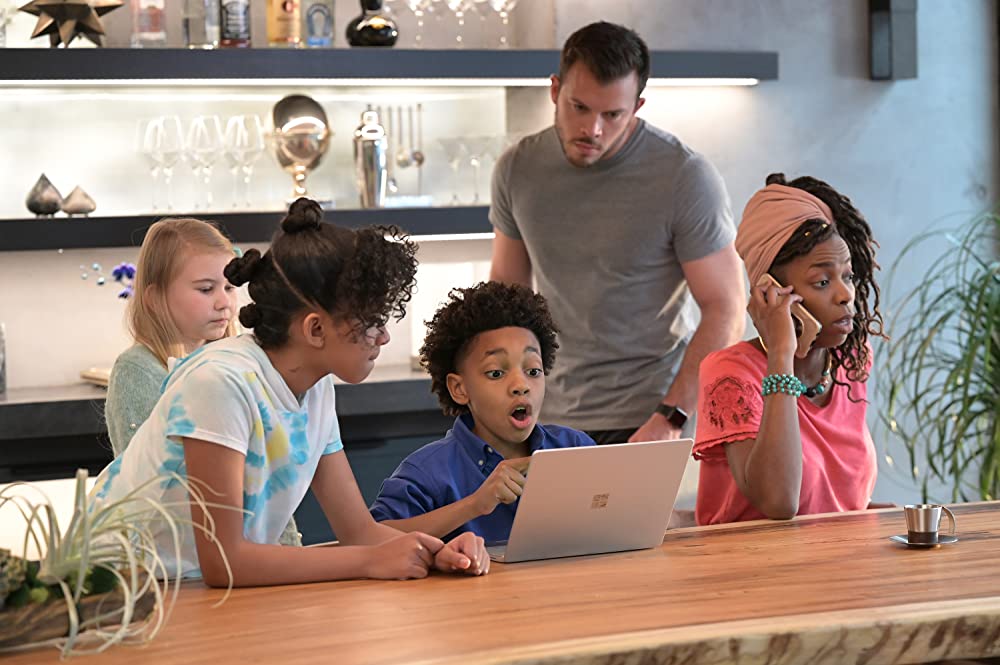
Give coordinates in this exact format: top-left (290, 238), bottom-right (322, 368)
top-left (758, 336), bottom-right (833, 398)
top-left (803, 353), bottom-right (833, 398)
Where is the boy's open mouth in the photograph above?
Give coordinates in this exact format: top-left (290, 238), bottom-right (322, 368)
top-left (510, 404), bottom-right (532, 425)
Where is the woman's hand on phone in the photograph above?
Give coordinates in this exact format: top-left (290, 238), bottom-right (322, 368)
top-left (749, 281), bottom-right (801, 360)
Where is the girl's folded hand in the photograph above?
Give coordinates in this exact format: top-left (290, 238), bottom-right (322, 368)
top-left (366, 532), bottom-right (443, 580)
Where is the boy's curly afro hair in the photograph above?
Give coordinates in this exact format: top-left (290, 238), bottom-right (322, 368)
top-left (420, 281), bottom-right (559, 416)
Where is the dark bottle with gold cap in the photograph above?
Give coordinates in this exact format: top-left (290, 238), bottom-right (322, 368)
top-left (345, 0), bottom-right (398, 46)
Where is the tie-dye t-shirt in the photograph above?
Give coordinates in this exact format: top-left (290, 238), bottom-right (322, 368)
top-left (90, 334), bottom-right (343, 578)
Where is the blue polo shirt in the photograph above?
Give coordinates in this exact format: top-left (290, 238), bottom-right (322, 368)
top-left (370, 414), bottom-right (595, 543)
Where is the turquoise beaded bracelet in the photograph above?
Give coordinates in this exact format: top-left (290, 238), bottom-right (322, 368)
top-left (761, 373), bottom-right (806, 397)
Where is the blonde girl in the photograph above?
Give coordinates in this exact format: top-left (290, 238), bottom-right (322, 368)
top-left (106, 218), bottom-right (238, 457)
top-left (106, 219), bottom-right (300, 546)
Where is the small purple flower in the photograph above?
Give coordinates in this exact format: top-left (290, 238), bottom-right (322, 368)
top-left (117, 285), bottom-right (134, 299)
top-left (112, 262), bottom-right (136, 282)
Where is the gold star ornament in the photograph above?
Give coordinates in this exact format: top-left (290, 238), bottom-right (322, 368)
top-left (19, 0), bottom-right (123, 47)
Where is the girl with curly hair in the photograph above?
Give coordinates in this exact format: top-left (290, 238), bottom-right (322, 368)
top-left (693, 174), bottom-right (890, 525)
top-left (92, 198), bottom-right (488, 586)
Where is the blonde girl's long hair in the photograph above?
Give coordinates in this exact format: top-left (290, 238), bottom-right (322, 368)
top-left (129, 218), bottom-right (238, 368)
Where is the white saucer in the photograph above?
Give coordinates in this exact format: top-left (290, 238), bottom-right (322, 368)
top-left (889, 534), bottom-right (958, 548)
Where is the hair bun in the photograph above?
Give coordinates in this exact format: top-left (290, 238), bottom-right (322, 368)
top-left (224, 248), bottom-right (263, 286)
top-left (281, 198), bottom-right (323, 234)
top-left (765, 172), bottom-right (788, 186)
top-left (238, 302), bottom-right (264, 329)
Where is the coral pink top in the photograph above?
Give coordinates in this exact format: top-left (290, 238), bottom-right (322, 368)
top-left (694, 341), bottom-right (877, 525)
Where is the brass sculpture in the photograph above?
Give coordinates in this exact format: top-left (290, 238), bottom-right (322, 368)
top-left (19, 0), bottom-right (123, 47)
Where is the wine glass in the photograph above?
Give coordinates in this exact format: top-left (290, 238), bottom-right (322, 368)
top-left (403, 0), bottom-right (434, 48)
top-left (138, 116), bottom-right (184, 211)
top-left (136, 118), bottom-right (162, 210)
top-left (437, 137), bottom-right (468, 205)
top-left (488, 0), bottom-right (516, 47)
top-left (463, 135), bottom-right (494, 204)
top-left (487, 133), bottom-right (510, 161)
top-left (223, 114), bottom-right (265, 208)
top-left (444, 0), bottom-right (473, 47)
top-left (186, 115), bottom-right (223, 210)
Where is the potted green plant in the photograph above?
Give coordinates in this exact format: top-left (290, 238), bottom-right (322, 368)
top-left (0, 469), bottom-right (231, 658)
top-left (882, 213), bottom-right (999, 502)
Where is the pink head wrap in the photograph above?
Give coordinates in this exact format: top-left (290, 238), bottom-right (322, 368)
top-left (735, 183), bottom-right (835, 288)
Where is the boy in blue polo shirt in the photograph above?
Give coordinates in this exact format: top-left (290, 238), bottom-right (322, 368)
top-left (370, 281), bottom-right (595, 542)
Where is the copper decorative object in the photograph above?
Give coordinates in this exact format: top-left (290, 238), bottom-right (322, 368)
top-left (25, 174), bottom-right (63, 216)
top-left (61, 186), bottom-right (97, 216)
top-left (19, 0), bottom-right (123, 47)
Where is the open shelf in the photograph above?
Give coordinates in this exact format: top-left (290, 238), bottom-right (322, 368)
top-left (0, 206), bottom-right (491, 251)
top-left (0, 47), bottom-right (778, 251)
top-left (0, 48), bottom-right (778, 83)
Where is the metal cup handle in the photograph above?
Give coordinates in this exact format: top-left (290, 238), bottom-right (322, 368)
top-left (940, 506), bottom-right (957, 536)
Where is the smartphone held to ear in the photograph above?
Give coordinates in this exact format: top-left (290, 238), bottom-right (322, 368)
top-left (756, 274), bottom-right (822, 358)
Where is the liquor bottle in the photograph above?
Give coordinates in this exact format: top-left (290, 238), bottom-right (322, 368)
top-left (345, 0), bottom-right (398, 47)
top-left (219, 0), bottom-right (251, 47)
top-left (303, 0), bottom-right (335, 47)
top-left (267, 0), bottom-right (302, 47)
top-left (184, 0), bottom-right (221, 48)
top-left (130, 0), bottom-right (167, 48)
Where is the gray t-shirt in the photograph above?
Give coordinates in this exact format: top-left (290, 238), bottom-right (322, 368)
top-left (490, 119), bottom-right (735, 430)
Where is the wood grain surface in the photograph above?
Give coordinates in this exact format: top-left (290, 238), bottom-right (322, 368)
top-left (2, 503), bottom-right (998, 664)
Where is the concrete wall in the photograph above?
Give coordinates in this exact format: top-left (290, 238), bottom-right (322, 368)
top-left (0, 0), bottom-right (995, 503)
top-left (544, 0), bottom-right (999, 502)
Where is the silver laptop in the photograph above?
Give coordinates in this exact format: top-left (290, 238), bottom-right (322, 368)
top-left (487, 438), bottom-right (693, 563)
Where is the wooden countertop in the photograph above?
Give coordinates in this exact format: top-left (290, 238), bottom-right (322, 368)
top-left (4, 502), bottom-right (999, 664)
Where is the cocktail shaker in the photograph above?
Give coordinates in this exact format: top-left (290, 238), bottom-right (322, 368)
top-left (353, 109), bottom-right (388, 208)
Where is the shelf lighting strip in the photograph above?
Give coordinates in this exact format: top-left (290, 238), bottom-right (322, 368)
top-left (0, 77), bottom-right (761, 88)
top-left (411, 232), bottom-right (495, 242)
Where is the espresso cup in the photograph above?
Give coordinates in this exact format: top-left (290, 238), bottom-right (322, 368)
top-left (904, 504), bottom-right (956, 544)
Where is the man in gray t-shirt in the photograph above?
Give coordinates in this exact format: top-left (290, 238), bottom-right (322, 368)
top-left (490, 22), bottom-right (746, 445)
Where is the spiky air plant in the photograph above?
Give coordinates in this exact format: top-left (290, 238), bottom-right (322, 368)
top-left (0, 548), bottom-right (27, 609)
top-left (0, 469), bottom-right (235, 658)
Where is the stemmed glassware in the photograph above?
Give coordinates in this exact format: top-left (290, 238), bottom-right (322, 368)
top-left (222, 114), bottom-right (265, 208)
top-left (444, 0), bottom-right (472, 47)
top-left (437, 137), bottom-right (468, 205)
top-left (136, 115), bottom-right (184, 211)
top-left (488, 0), bottom-right (516, 47)
top-left (402, 0), bottom-right (434, 47)
top-left (185, 115), bottom-right (223, 210)
top-left (136, 119), bottom-right (161, 211)
top-left (463, 135), bottom-right (494, 204)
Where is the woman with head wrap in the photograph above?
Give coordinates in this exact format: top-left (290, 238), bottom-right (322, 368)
top-left (692, 173), bottom-right (889, 525)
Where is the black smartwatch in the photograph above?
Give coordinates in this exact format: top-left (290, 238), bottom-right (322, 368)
top-left (654, 403), bottom-right (688, 429)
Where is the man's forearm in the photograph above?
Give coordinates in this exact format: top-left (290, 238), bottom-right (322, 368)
top-left (662, 310), bottom-right (745, 414)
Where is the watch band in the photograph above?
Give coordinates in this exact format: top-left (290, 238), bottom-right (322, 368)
top-left (654, 403), bottom-right (688, 429)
